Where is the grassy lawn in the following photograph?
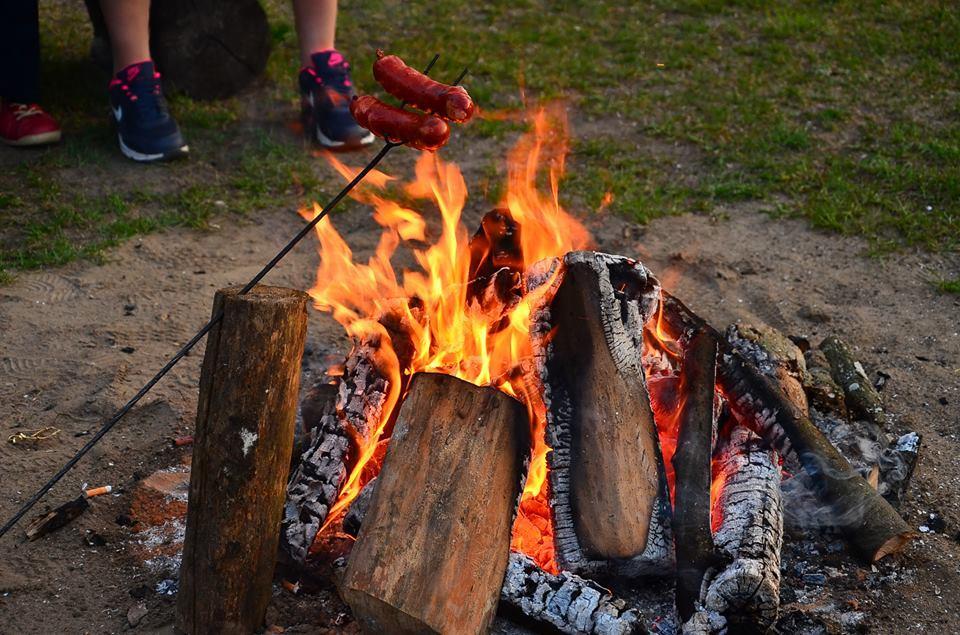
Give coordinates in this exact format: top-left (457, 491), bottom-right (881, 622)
top-left (1, 0), bottom-right (957, 284)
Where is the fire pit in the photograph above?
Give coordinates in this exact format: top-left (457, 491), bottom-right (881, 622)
top-left (276, 106), bottom-right (917, 633)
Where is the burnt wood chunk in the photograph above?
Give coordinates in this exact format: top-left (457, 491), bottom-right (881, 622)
top-left (701, 426), bottom-right (783, 630)
top-left (177, 286), bottom-right (308, 634)
top-left (820, 335), bottom-right (886, 426)
top-left (537, 251), bottom-right (662, 569)
top-left (500, 553), bottom-right (646, 635)
top-left (659, 292), bottom-right (914, 563)
top-left (341, 373), bottom-right (528, 635)
top-left (672, 331), bottom-right (719, 622)
top-left (25, 496), bottom-right (89, 541)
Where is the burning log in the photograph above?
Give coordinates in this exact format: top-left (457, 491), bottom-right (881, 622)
top-left (659, 293), bottom-right (913, 562)
top-left (534, 251), bottom-right (663, 571)
top-left (177, 286), bottom-right (308, 634)
top-left (699, 425), bottom-right (783, 631)
top-left (672, 331), bottom-right (719, 622)
top-left (341, 373), bottom-right (528, 635)
top-left (500, 552), bottom-right (645, 635)
top-left (282, 380), bottom-right (350, 563)
top-left (820, 335), bottom-right (886, 427)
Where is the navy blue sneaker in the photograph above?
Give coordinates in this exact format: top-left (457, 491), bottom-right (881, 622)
top-left (108, 61), bottom-right (188, 162)
top-left (299, 49), bottom-right (373, 149)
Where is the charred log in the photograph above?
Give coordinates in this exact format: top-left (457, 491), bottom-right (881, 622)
top-left (341, 373), bottom-right (528, 635)
top-left (700, 426), bottom-right (783, 631)
top-left (342, 477), bottom-right (377, 537)
top-left (533, 251), bottom-right (663, 571)
top-left (500, 552), bottom-right (646, 635)
top-left (672, 331), bottom-right (719, 621)
top-left (282, 379), bottom-right (351, 564)
top-left (659, 292), bottom-right (914, 562)
top-left (878, 432), bottom-right (921, 509)
top-left (820, 335), bottom-right (886, 427)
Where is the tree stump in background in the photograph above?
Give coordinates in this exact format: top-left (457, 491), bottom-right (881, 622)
top-left (176, 285), bottom-right (308, 634)
top-left (83, 0), bottom-right (271, 100)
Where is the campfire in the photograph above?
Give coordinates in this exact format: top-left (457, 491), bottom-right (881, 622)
top-left (276, 105), bottom-right (915, 634)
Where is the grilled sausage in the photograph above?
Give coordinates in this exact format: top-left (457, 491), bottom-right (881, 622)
top-left (373, 50), bottom-right (476, 123)
top-left (350, 95), bottom-right (450, 151)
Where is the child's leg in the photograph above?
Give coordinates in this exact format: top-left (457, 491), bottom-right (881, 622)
top-left (99, 0), bottom-right (151, 72)
top-left (0, 0), bottom-right (41, 103)
top-left (292, 0), bottom-right (338, 66)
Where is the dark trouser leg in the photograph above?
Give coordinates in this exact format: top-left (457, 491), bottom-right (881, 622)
top-left (0, 0), bottom-right (41, 103)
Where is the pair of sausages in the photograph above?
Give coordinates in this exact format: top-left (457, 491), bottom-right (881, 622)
top-left (349, 51), bottom-right (476, 152)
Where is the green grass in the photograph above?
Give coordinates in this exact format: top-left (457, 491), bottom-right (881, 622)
top-left (936, 277), bottom-right (960, 295)
top-left (2, 0), bottom-right (958, 281)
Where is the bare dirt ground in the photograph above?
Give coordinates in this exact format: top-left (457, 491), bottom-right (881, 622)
top-left (1, 136), bottom-right (959, 633)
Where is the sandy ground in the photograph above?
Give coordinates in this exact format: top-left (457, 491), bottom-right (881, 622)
top-left (1, 137), bottom-right (959, 633)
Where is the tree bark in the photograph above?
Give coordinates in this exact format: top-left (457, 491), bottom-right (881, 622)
top-left (672, 331), bottom-right (719, 622)
top-left (341, 373), bottom-right (528, 635)
top-left (177, 285), bottom-right (308, 634)
top-left (535, 251), bottom-right (663, 570)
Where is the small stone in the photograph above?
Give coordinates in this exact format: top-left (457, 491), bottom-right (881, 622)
top-left (802, 573), bottom-right (827, 586)
top-left (120, 346), bottom-right (135, 354)
top-left (127, 603), bottom-right (148, 627)
top-left (156, 578), bottom-right (178, 595)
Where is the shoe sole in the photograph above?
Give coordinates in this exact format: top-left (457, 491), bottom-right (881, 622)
top-left (315, 126), bottom-right (375, 151)
top-left (1, 130), bottom-right (62, 147)
top-left (118, 134), bottom-right (189, 163)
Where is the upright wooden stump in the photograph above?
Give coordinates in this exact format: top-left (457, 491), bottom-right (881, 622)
top-left (341, 373), bottom-right (528, 635)
top-left (177, 285), bottom-right (308, 634)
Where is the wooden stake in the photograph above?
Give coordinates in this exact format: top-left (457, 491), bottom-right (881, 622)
top-left (672, 331), bottom-right (719, 622)
top-left (177, 285), bottom-right (308, 634)
top-left (341, 373), bottom-right (528, 635)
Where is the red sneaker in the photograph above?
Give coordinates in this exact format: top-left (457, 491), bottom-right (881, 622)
top-left (0, 101), bottom-right (62, 146)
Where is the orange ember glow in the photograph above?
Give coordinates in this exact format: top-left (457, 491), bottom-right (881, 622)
top-left (303, 104), bottom-right (589, 572)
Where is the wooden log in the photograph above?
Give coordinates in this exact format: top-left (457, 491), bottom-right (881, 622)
top-left (803, 348), bottom-right (848, 418)
top-left (820, 335), bottom-right (886, 427)
top-left (341, 373), bottom-right (528, 635)
top-left (672, 331), bottom-right (719, 622)
top-left (177, 286), bottom-right (308, 634)
top-left (658, 292), bottom-right (914, 563)
top-left (83, 0), bottom-right (271, 100)
top-left (500, 553), bottom-right (646, 635)
top-left (726, 322), bottom-right (808, 415)
top-left (535, 251), bottom-right (663, 569)
top-left (700, 426), bottom-right (783, 631)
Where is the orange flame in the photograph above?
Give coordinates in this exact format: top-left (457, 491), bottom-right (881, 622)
top-left (303, 103), bottom-right (589, 572)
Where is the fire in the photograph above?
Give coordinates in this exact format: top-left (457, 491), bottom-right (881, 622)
top-left (302, 103), bottom-right (589, 572)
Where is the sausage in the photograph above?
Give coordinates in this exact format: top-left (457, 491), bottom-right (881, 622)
top-left (373, 50), bottom-right (476, 123)
top-left (349, 95), bottom-right (450, 151)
